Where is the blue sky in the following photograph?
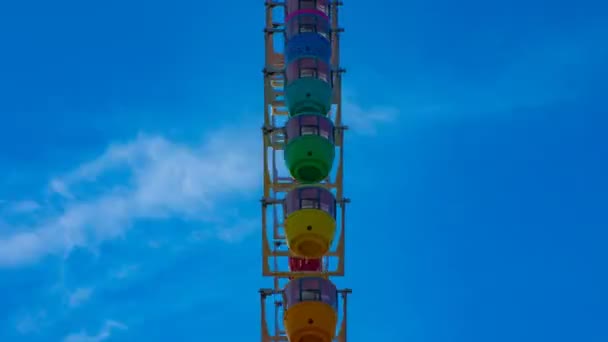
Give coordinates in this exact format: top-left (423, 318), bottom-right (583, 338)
top-left (0, 0), bottom-right (607, 341)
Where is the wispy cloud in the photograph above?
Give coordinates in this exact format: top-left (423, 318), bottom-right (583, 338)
top-left (15, 310), bottom-right (48, 335)
top-left (50, 180), bottom-right (74, 199)
top-left (3, 200), bottom-right (42, 214)
top-left (63, 320), bottom-right (127, 342)
top-left (189, 217), bottom-right (258, 244)
top-left (68, 287), bottom-right (94, 308)
top-left (342, 94), bottom-right (399, 136)
top-left (0, 93), bottom-right (384, 268)
top-left (110, 264), bottom-right (139, 280)
top-left (0, 128), bottom-right (260, 268)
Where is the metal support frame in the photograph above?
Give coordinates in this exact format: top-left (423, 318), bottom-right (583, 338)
top-left (261, 0), bottom-right (347, 278)
top-left (261, 1), bottom-right (348, 342)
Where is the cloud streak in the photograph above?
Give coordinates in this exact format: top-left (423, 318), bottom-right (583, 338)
top-left (63, 320), bottom-right (127, 342)
top-left (0, 95), bottom-right (394, 268)
top-left (0, 129), bottom-right (260, 268)
top-left (15, 310), bottom-right (48, 335)
top-left (68, 287), bottom-right (94, 308)
top-left (342, 95), bottom-right (399, 136)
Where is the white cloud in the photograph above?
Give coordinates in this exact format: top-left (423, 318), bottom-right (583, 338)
top-left (110, 264), bottom-right (139, 280)
top-left (68, 287), bottom-right (94, 308)
top-left (189, 218), bottom-right (258, 244)
top-left (0, 128), bottom-right (261, 268)
top-left (50, 180), bottom-right (73, 199)
top-left (5, 200), bottom-right (41, 213)
top-left (15, 310), bottom-right (47, 334)
top-left (341, 96), bottom-right (399, 136)
top-left (63, 320), bottom-right (127, 342)
top-left (0, 94), bottom-right (385, 268)
top-left (216, 218), bottom-right (259, 243)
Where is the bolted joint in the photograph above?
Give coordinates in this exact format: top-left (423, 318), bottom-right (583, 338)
top-left (335, 124), bottom-right (349, 131)
top-left (339, 288), bottom-right (353, 295)
top-left (262, 125), bottom-right (276, 135)
top-left (265, 0), bottom-right (284, 8)
top-left (339, 197), bottom-right (351, 205)
top-left (263, 67), bottom-right (282, 76)
top-left (264, 28), bottom-right (285, 33)
top-left (259, 288), bottom-right (274, 298)
top-left (261, 197), bottom-right (282, 207)
top-left (260, 197), bottom-right (270, 207)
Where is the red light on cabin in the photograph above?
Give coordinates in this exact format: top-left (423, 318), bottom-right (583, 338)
top-left (288, 256), bottom-right (323, 272)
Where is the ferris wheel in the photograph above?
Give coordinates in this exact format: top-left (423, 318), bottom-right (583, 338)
top-left (261, 1), bottom-right (350, 342)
